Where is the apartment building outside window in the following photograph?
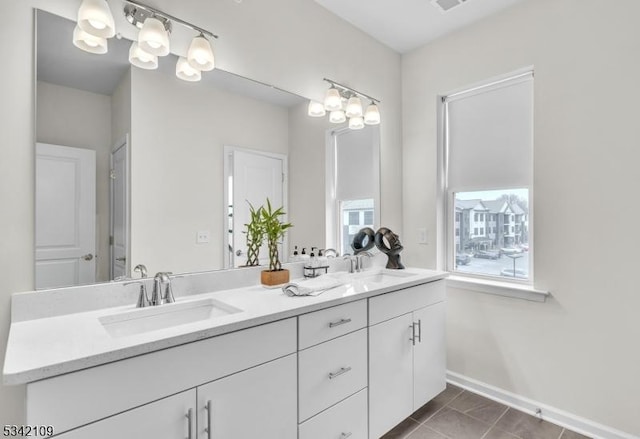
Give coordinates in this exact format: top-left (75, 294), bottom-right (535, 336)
top-left (443, 70), bottom-right (533, 282)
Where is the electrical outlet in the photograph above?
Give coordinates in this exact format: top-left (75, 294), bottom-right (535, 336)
top-left (418, 228), bottom-right (428, 245)
top-left (196, 230), bottom-right (210, 244)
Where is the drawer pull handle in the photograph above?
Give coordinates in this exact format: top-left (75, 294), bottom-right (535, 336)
top-left (417, 319), bottom-right (422, 343)
top-left (340, 433), bottom-right (353, 439)
top-left (205, 400), bottom-right (212, 439)
top-left (328, 366), bottom-right (352, 379)
top-left (409, 323), bottom-right (417, 346)
top-left (329, 318), bottom-right (352, 328)
top-left (186, 408), bottom-right (193, 439)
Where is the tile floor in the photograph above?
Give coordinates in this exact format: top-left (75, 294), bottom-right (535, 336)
top-left (381, 384), bottom-right (591, 439)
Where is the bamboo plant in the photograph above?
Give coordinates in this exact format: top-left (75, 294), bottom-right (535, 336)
top-left (243, 201), bottom-right (264, 266)
top-left (261, 198), bottom-right (293, 271)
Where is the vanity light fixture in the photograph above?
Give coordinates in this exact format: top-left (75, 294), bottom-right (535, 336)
top-left (77, 0), bottom-right (115, 39)
top-left (313, 79), bottom-right (381, 129)
top-left (73, 0), bottom-right (219, 82)
top-left (72, 25), bottom-right (108, 54)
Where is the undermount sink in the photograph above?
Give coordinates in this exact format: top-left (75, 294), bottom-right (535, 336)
top-left (99, 298), bottom-right (242, 338)
top-left (330, 269), bottom-right (414, 284)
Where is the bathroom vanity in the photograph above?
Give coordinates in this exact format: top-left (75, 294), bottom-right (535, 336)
top-left (3, 265), bottom-right (446, 439)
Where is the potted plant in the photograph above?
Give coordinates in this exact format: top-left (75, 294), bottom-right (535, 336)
top-left (260, 198), bottom-right (293, 286)
top-left (243, 201), bottom-right (264, 267)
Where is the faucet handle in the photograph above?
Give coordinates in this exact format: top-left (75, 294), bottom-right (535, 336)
top-left (134, 264), bottom-right (148, 278)
top-left (124, 280), bottom-right (150, 308)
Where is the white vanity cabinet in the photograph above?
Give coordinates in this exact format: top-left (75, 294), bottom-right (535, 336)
top-left (368, 280), bottom-right (446, 439)
top-left (27, 318), bottom-right (297, 438)
top-left (298, 300), bottom-right (369, 439)
top-left (55, 390), bottom-right (196, 439)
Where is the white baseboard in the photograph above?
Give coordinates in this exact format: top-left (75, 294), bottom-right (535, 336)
top-left (446, 371), bottom-right (638, 439)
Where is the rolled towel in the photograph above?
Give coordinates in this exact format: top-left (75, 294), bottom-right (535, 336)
top-left (282, 277), bottom-right (343, 297)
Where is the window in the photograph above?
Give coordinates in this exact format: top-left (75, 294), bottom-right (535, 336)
top-left (326, 126), bottom-right (380, 256)
top-left (443, 70), bottom-right (533, 282)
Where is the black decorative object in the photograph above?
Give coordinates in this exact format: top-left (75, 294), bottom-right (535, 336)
top-left (351, 227), bottom-right (375, 255)
top-left (374, 227), bottom-right (405, 269)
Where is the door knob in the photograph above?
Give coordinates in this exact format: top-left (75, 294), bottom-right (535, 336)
top-left (82, 253), bottom-right (94, 261)
top-left (236, 249), bottom-right (243, 256)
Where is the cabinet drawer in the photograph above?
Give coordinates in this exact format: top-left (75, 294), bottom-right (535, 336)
top-left (299, 329), bottom-right (367, 422)
top-left (299, 388), bottom-right (367, 439)
top-left (369, 280), bottom-right (445, 325)
top-left (299, 300), bottom-right (367, 349)
top-left (27, 318), bottom-right (296, 435)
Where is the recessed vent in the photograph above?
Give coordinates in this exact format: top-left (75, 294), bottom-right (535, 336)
top-left (430, 0), bottom-right (468, 13)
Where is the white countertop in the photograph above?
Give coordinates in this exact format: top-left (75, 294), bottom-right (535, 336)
top-left (3, 267), bottom-right (446, 385)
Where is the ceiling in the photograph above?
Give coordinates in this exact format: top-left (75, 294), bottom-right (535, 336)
top-left (314, 0), bottom-right (527, 53)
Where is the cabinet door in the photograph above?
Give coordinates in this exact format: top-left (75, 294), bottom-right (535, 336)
top-left (413, 302), bottom-right (446, 410)
top-left (197, 354), bottom-right (297, 439)
top-left (56, 390), bottom-right (195, 439)
top-left (369, 313), bottom-right (414, 439)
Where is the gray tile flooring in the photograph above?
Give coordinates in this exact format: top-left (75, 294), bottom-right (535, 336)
top-left (380, 384), bottom-right (591, 439)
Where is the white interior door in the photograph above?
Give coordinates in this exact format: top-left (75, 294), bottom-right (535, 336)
top-left (36, 143), bottom-right (96, 289)
top-left (230, 149), bottom-right (285, 268)
top-left (110, 138), bottom-right (129, 280)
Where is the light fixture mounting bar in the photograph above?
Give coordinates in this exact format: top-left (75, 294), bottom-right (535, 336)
top-left (123, 0), bottom-right (219, 39)
top-left (323, 78), bottom-right (380, 103)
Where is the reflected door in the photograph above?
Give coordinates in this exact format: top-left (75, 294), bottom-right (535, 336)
top-left (110, 137), bottom-right (128, 280)
top-left (230, 149), bottom-right (285, 268)
top-left (36, 143), bottom-right (96, 289)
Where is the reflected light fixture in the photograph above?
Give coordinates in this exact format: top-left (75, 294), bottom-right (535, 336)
top-left (77, 0), bottom-right (115, 38)
top-left (73, 0), bottom-right (220, 84)
top-left (72, 25), bottom-right (108, 54)
top-left (128, 42), bottom-right (158, 70)
top-left (176, 57), bottom-right (202, 82)
top-left (312, 79), bottom-right (381, 129)
top-left (307, 101), bottom-right (326, 117)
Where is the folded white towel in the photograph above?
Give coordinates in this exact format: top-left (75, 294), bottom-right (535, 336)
top-left (282, 277), bottom-right (343, 297)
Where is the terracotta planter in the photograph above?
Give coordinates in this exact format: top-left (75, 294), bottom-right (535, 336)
top-left (261, 269), bottom-right (290, 286)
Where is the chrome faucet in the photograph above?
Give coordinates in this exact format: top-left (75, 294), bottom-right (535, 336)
top-left (324, 248), bottom-right (338, 258)
top-left (355, 251), bottom-right (374, 272)
top-left (343, 254), bottom-right (357, 273)
top-left (134, 264), bottom-right (148, 278)
top-left (151, 272), bottom-right (175, 306)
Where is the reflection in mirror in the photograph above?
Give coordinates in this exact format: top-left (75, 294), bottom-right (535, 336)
top-left (34, 9), bottom-right (309, 289)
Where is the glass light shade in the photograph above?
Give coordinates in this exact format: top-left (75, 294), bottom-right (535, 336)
top-left (77, 0), bottom-right (115, 38)
top-left (364, 103), bottom-right (381, 125)
top-left (307, 101), bottom-right (326, 117)
top-left (187, 36), bottom-right (215, 71)
top-left (345, 96), bottom-right (363, 118)
top-left (324, 87), bottom-right (342, 111)
top-left (72, 25), bottom-right (108, 54)
top-left (138, 17), bottom-right (170, 56)
top-left (329, 110), bottom-right (346, 124)
top-left (349, 116), bottom-right (365, 130)
top-left (128, 42), bottom-right (158, 70)
top-left (176, 57), bottom-right (202, 82)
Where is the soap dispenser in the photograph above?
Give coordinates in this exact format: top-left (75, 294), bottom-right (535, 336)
top-left (291, 245), bottom-right (300, 262)
top-left (309, 247), bottom-right (319, 268)
top-left (300, 247), bottom-right (310, 263)
top-left (318, 249), bottom-right (328, 266)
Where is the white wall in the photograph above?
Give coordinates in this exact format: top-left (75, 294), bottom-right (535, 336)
top-left (36, 81), bottom-right (112, 282)
top-left (402, 0), bottom-right (640, 435)
top-left (0, 0), bottom-right (400, 425)
top-left (130, 67), bottom-right (289, 274)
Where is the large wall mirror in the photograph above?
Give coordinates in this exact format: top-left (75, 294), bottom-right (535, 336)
top-left (34, 7), bottom-right (381, 290)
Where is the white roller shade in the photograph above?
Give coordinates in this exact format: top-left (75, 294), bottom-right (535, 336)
top-left (446, 73), bottom-right (533, 191)
top-left (335, 128), bottom-right (375, 200)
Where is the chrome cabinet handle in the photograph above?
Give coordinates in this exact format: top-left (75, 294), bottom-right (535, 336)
top-left (340, 433), bottom-right (353, 439)
top-left (417, 319), bottom-right (422, 343)
top-left (409, 323), bottom-right (417, 346)
top-left (115, 256), bottom-right (126, 262)
top-left (82, 253), bottom-right (94, 261)
top-left (328, 366), bottom-right (352, 380)
top-left (205, 400), bottom-right (212, 439)
top-left (186, 408), bottom-right (193, 439)
top-left (329, 318), bottom-right (352, 328)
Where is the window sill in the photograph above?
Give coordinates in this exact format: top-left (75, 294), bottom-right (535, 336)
top-left (446, 275), bottom-right (550, 302)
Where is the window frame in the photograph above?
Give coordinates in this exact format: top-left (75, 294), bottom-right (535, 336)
top-left (438, 68), bottom-right (536, 289)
